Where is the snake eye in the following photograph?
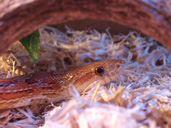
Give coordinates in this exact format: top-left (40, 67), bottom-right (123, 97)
top-left (95, 67), bottom-right (104, 76)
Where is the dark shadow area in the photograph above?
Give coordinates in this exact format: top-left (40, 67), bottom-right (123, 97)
top-left (52, 19), bottom-right (139, 35)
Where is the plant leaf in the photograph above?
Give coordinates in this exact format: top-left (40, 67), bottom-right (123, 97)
top-left (20, 30), bottom-right (40, 64)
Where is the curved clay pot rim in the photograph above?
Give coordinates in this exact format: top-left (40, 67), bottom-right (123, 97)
top-left (0, 0), bottom-right (170, 54)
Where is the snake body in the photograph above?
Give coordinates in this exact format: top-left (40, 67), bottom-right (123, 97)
top-left (0, 60), bottom-right (124, 109)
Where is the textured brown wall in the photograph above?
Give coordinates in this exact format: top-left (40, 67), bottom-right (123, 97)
top-left (0, 0), bottom-right (170, 53)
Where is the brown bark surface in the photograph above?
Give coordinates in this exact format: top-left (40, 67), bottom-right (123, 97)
top-left (0, 0), bottom-right (170, 54)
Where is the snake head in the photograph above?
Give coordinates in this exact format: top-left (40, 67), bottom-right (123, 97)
top-left (67, 59), bottom-right (125, 92)
top-left (90, 59), bottom-right (125, 85)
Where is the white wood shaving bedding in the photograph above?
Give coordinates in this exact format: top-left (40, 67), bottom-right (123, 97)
top-left (0, 26), bottom-right (171, 128)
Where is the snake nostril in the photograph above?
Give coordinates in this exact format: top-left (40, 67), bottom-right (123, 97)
top-left (116, 64), bottom-right (121, 69)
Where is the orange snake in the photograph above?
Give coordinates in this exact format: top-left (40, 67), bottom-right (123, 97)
top-left (0, 60), bottom-right (124, 109)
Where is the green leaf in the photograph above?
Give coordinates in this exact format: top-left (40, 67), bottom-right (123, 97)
top-left (20, 30), bottom-right (40, 64)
